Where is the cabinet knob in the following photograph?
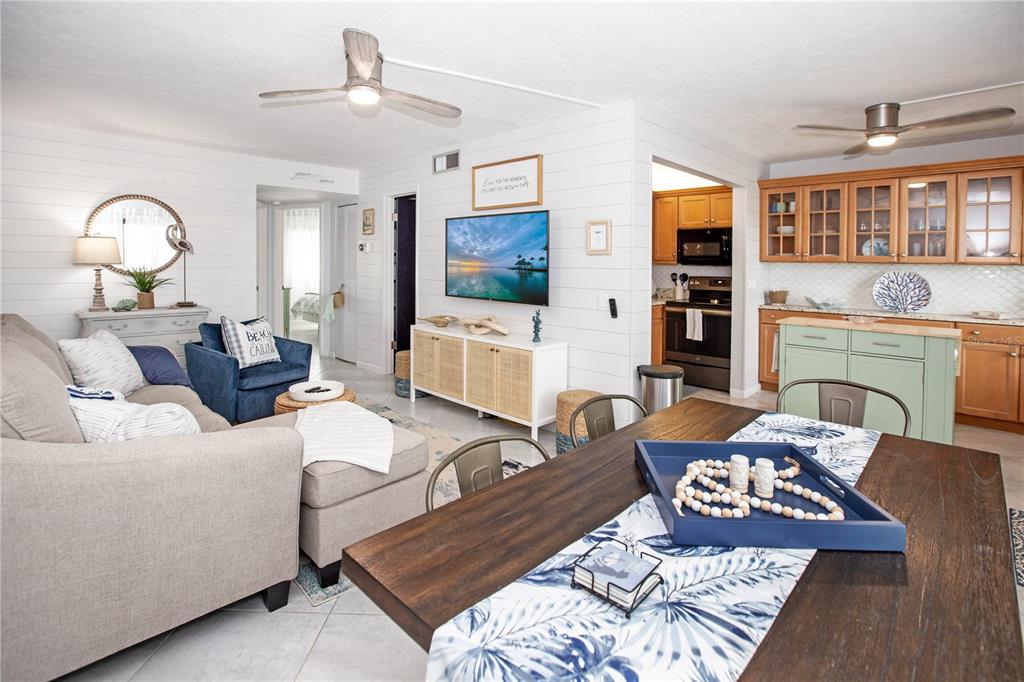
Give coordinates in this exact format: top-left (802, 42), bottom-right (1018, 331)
top-left (1012, 252), bottom-right (1020, 258)
top-left (1011, 352), bottom-right (1019, 357)
top-left (900, 252), bottom-right (907, 258)
top-left (710, 218), bottom-right (716, 223)
top-left (704, 218), bottom-right (709, 223)
top-left (971, 330), bottom-right (982, 335)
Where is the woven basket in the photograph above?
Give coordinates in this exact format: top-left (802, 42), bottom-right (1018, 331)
top-left (555, 389), bottom-right (601, 454)
top-left (395, 350), bottom-right (411, 380)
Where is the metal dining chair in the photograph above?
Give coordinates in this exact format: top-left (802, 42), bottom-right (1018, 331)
top-left (777, 378), bottom-right (912, 437)
top-left (425, 435), bottom-right (551, 511)
top-left (568, 394), bottom-right (649, 448)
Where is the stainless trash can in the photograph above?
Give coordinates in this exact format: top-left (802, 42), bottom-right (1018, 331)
top-left (638, 364), bottom-right (685, 414)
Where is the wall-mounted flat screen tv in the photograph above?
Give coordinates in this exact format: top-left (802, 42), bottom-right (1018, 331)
top-left (446, 210), bottom-right (549, 305)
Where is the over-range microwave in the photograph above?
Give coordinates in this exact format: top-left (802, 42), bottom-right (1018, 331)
top-left (677, 227), bottom-right (732, 266)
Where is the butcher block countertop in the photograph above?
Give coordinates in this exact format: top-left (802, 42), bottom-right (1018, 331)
top-left (762, 303), bottom-right (1023, 327)
top-left (780, 316), bottom-right (963, 339)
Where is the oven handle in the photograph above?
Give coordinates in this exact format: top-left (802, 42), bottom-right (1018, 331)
top-left (666, 308), bottom-right (732, 317)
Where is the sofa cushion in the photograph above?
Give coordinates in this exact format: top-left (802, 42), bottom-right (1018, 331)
top-left (127, 384), bottom-right (231, 432)
top-left (234, 417), bottom-right (429, 508)
top-left (198, 322), bottom-right (227, 354)
top-left (0, 313), bottom-right (74, 384)
top-left (221, 316), bottom-right (280, 368)
top-left (59, 329), bottom-right (146, 395)
top-left (238, 361), bottom-right (308, 391)
top-left (1, 344), bottom-right (84, 443)
top-left (127, 345), bottom-right (192, 387)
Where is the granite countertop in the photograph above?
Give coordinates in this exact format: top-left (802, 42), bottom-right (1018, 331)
top-left (761, 303), bottom-right (1024, 327)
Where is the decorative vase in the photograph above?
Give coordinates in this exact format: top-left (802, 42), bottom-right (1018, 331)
top-left (729, 454), bottom-right (749, 493)
top-left (754, 458), bottom-right (776, 498)
top-left (137, 292), bottom-right (155, 309)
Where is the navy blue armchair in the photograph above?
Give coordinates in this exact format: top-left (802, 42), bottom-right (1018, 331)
top-left (185, 322), bottom-right (312, 423)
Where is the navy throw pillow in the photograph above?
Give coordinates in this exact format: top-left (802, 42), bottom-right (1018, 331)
top-left (127, 346), bottom-right (193, 388)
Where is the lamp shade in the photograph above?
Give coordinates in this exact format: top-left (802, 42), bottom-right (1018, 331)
top-left (73, 236), bottom-right (122, 265)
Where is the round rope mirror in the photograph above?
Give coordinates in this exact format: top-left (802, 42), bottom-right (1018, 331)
top-left (84, 194), bottom-right (185, 276)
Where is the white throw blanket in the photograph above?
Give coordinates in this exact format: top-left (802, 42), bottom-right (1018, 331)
top-left (67, 386), bottom-right (201, 442)
top-left (294, 402), bottom-right (394, 473)
top-left (685, 307), bottom-right (704, 341)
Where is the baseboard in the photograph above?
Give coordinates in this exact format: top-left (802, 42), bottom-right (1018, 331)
top-left (356, 361), bottom-right (385, 374)
top-left (730, 384), bottom-right (762, 399)
top-left (955, 414), bottom-right (1024, 434)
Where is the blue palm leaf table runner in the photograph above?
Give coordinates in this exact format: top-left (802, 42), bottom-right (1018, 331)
top-left (427, 414), bottom-right (881, 681)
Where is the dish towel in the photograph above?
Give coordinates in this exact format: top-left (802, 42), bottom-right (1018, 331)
top-left (294, 401), bottom-right (394, 473)
top-left (685, 308), bottom-right (703, 341)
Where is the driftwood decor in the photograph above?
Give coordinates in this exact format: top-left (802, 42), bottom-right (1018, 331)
top-left (418, 315), bottom-right (460, 328)
top-left (461, 315), bottom-right (510, 335)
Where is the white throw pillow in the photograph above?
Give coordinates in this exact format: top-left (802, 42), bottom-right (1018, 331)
top-left (59, 329), bottom-right (146, 394)
top-left (66, 385), bottom-right (200, 442)
top-left (220, 316), bottom-right (280, 368)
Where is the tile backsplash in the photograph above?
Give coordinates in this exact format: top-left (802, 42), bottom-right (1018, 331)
top-left (767, 263), bottom-right (1024, 317)
top-left (652, 264), bottom-right (731, 289)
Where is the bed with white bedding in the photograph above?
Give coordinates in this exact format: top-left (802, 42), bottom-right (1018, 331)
top-left (290, 292), bottom-right (321, 323)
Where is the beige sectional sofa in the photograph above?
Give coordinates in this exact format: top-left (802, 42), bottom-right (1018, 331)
top-left (0, 314), bottom-right (428, 680)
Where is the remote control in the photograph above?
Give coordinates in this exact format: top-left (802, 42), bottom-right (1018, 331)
top-left (609, 298), bottom-right (618, 318)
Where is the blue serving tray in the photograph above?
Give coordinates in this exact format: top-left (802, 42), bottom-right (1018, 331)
top-left (635, 441), bottom-right (906, 552)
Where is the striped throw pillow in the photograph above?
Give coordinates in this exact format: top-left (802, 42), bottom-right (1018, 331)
top-left (220, 316), bottom-right (280, 368)
top-left (58, 329), bottom-right (146, 395)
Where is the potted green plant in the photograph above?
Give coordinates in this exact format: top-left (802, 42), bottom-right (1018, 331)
top-left (122, 268), bottom-right (172, 310)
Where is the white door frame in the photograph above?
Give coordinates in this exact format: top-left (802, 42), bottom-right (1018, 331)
top-left (331, 203), bottom-right (358, 361)
top-left (271, 202), bottom-right (324, 339)
top-left (380, 187), bottom-right (419, 375)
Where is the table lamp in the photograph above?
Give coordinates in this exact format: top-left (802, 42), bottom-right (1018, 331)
top-left (73, 236), bottom-right (122, 312)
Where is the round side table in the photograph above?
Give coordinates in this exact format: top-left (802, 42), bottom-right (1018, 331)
top-left (274, 388), bottom-right (357, 415)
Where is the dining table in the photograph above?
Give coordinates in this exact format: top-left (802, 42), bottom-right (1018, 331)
top-left (343, 397), bottom-right (1024, 680)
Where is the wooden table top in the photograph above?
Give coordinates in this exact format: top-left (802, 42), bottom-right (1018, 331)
top-left (343, 398), bottom-right (1024, 679)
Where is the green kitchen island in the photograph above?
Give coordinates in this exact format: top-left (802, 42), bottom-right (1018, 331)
top-left (778, 317), bottom-right (961, 443)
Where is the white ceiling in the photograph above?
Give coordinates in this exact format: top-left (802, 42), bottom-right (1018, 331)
top-left (2, 2), bottom-right (1022, 169)
top-left (652, 163), bottom-right (722, 191)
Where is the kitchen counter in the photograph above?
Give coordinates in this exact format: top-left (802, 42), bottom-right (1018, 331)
top-left (761, 303), bottom-right (1024, 327)
top-left (779, 316), bottom-right (962, 340)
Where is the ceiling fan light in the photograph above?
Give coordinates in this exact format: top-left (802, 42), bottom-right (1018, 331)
top-left (867, 133), bottom-right (898, 148)
top-left (347, 84), bottom-right (380, 106)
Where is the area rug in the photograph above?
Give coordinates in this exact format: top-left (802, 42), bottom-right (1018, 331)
top-left (1011, 508), bottom-right (1024, 587)
top-left (295, 401), bottom-right (537, 606)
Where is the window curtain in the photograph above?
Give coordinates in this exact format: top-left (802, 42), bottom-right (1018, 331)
top-left (283, 207), bottom-right (320, 295)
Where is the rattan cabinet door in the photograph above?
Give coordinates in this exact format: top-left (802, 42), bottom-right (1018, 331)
top-left (465, 340), bottom-right (497, 409)
top-left (435, 335), bottom-right (465, 400)
top-left (495, 347), bottom-right (533, 421)
top-left (412, 331), bottom-right (438, 392)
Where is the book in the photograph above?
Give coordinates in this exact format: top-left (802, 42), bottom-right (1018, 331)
top-left (573, 542), bottom-right (661, 610)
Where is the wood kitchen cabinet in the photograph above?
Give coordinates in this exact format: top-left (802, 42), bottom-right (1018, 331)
top-left (653, 195), bottom-right (679, 263)
top-left (652, 305), bottom-right (665, 364)
top-left (758, 322), bottom-right (780, 388)
top-left (679, 194), bottom-right (710, 228)
top-left (955, 322), bottom-right (1023, 424)
top-left (802, 183), bottom-right (848, 261)
top-left (849, 179), bottom-right (899, 263)
top-left (760, 187), bottom-right (801, 261)
top-left (956, 168), bottom-right (1022, 264)
top-left (899, 174), bottom-right (957, 263)
top-left (710, 193), bottom-right (733, 226)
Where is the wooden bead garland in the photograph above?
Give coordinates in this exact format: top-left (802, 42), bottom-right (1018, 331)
top-left (671, 456), bottom-right (845, 522)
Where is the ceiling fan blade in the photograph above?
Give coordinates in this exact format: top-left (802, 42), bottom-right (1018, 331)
top-left (382, 88), bottom-right (462, 118)
top-left (897, 107), bottom-right (1016, 133)
top-left (795, 124), bottom-right (869, 133)
top-left (259, 87), bottom-right (344, 99)
top-left (343, 28), bottom-right (379, 81)
top-left (843, 140), bottom-right (872, 156)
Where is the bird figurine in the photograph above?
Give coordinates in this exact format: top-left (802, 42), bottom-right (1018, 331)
top-left (165, 223), bottom-right (196, 307)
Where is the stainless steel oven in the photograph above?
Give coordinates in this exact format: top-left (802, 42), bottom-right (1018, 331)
top-left (663, 276), bottom-right (732, 391)
top-left (677, 227), bottom-right (732, 266)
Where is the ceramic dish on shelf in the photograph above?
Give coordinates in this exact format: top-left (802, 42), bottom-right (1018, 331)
top-left (805, 296), bottom-right (844, 310)
top-left (860, 237), bottom-right (890, 257)
top-left (845, 315), bottom-right (882, 325)
top-left (872, 270), bottom-right (932, 313)
top-left (289, 380), bottom-right (345, 402)
top-left (779, 225), bottom-right (796, 235)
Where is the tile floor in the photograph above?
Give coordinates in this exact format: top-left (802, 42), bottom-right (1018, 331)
top-left (61, 354), bottom-right (1023, 680)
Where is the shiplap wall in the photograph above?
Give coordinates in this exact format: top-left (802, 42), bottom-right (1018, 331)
top-left (633, 103), bottom-right (769, 396)
top-left (1, 121), bottom-right (357, 339)
top-left (357, 101), bottom-right (638, 393)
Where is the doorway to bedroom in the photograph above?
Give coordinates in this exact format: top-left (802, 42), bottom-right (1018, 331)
top-left (256, 185), bottom-right (357, 375)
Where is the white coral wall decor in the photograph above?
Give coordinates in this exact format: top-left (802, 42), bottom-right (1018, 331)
top-left (872, 271), bottom-right (932, 313)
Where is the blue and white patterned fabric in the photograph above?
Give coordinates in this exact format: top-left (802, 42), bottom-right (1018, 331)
top-left (426, 413), bottom-right (881, 682)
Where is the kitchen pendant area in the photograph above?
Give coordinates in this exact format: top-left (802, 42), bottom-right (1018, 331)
top-left (650, 162), bottom-right (735, 391)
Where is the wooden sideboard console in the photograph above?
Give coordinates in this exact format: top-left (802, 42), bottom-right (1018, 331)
top-left (410, 324), bottom-right (568, 440)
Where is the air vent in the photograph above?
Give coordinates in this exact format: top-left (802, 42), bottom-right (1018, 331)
top-left (432, 151), bottom-right (460, 174)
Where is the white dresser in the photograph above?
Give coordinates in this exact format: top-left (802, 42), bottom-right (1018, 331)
top-left (76, 307), bottom-right (211, 365)
top-left (409, 324), bottom-right (568, 440)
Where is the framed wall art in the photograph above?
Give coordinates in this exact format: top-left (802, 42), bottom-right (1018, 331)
top-left (586, 219), bottom-right (612, 255)
top-left (362, 208), bottom-right (375, 235)
top-left (472, 154), bottom-right (543, 210)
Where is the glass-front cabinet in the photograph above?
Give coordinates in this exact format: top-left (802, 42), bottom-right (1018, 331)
top-left (801, 184), bottom-right (847, 261)
top-left (761, 187), bottom-right (800, 261)
top-left (957, 169), bottom-right (1022, 264)
top-left (899, 174), bottom-right (956, 263)
top-left (849, 179), bottom-right (898, 263)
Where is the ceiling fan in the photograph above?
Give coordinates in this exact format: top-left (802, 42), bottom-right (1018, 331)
top-left (796, 102), bottom-right (1015, 155)
top-left (258, 29), bottom-right (461, 119)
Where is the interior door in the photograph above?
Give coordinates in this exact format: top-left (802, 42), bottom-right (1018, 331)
top-left (394, 195), bottom-right (417, 359)
top-left (331, 204), bottom-right (358, 361)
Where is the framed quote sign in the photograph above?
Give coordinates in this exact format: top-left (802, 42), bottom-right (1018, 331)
top-left (472, 154), bottom-right (543, 210)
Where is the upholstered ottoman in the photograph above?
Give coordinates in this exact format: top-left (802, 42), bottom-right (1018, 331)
top-left (236, 414), bottom-right (429, 587)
